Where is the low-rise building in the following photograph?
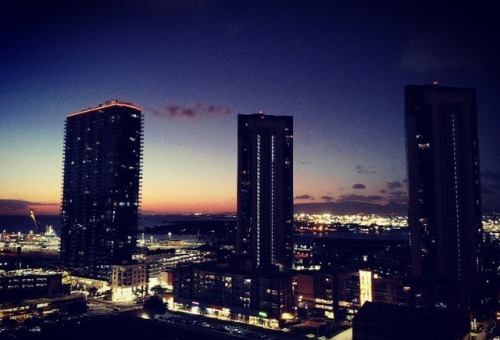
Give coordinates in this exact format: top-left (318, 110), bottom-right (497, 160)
top-left (0, 293), bottom-right (86, 322)
top-left (0, 269), bottom-right (69, 301)
top-left (173, 262), bottom-right (293, 329)
top-left (133, 248), bottom-right (213, 288)
top-left (313, 271), bottom-right (335, 319)
top-left (111, 263), bottom-right (147, 302)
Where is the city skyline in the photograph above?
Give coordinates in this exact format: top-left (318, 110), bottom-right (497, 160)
top-left (1, 1), bottom-right (499, 215)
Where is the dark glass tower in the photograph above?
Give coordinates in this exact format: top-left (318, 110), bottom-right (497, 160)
top-left (237, 113), bottom-right (293, 270)
top-left (60, 100), bottom-right (143, 280)
top-left (405, 84), bottom-right (482, 308)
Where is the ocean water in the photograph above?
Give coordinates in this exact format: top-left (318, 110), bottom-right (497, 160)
top-left (0, 214), bottom-right (62, 234)
top-left (295, 229), bottom-right (409, 242)
top-left (0, 214), bottom-right (409, 242)
top-left (0, 214), bottom-right (189, 235)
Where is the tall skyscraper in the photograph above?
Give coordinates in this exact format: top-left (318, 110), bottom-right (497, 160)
top-left (405, 84), bottom-right (482, 308)
top-left (237, 113), bottom-right (293, 270)
top-left (61, 100), bottom-right (143, 280)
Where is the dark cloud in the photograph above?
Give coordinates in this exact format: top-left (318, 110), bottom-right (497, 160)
top-left (338, 194), bottom-right (383, 202)
top-left (295, 194), bottom-right (314, 200)
top-left (383, 180), bottom-right (406, 202)
top-left (355, 165), bottom-right (376, 174)
top-left (321, 196), bottom-right (334, 202)
top-left (148, 103), bottom-right (235, 120)
top-left (386, 190), bottom-right (408, 204)
top-left (352, 183), bottom-right (366, 190)
top-left (388, 190), bottom-right (406, 197)
top-left (482, 169), bottom-right (500, 182)
top-left (0, 199), bottom-right (58, 213)
top-left (387, 181), bottom-right (402, 190)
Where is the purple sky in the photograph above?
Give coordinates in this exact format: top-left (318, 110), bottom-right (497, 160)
top-left (1, 0), bottom-right (499, 214)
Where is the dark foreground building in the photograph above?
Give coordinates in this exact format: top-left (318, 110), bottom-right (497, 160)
top-left (60, 100), bottom-right (143, 280)
top-left (353, 301), bottom-right (470, 340)
top-left (405, 84), bottom-right (482, 309)
top-left (237, 113), bottom-right (293, 270)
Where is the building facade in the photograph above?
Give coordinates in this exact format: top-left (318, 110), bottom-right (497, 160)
top-left (237, 113), bottom-right (293, 270)
top-left (0, 269), bottom-right (70, 301)
top-left (173, 262), bottom-right (293, 328)
top-left (405, 84), bottom-right (482, 309)
top-left (133, 248), bottom-right (212, 288)
top-left (110, 263), bottom-right (147, 302)
top-left (0, 293), bottom-right (86, 322)
top-left (60, 100), bottom-right (143, 281)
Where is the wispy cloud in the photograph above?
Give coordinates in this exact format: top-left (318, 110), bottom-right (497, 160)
top-left (321, 196), bottom-right (334, 202)
top-left (387, 181), bottom-right (402, 190)
top-left (386, 190), bottom-right (407, 204)
top-left (0, 199), bottom-right (58, 214)
top-left (338, 194), bottom-right (383, 202)
top-left (356, 165), bottom-right (376, 174)
top-left (148, 102), bottom-right (235, 120)
top-left (352, 183), bottom-right (366, 190)
top-left (295, 194), bottom-right (314, 200)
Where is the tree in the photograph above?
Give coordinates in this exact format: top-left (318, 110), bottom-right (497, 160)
top-left (297, 307), bottom-right (308, 320)
top-left (133, 286), bottom-right (146, 299)
top-left (88, 286), bottom-right (98, 297)
top-left (335, 309), bottom-right (348, 324)
top-left (143, 295), bottom-right (167, 314)
top-left (150, 285), bottom-right (167, 296)
top-left (66, 300), bottom-right (88, 315)
top-left (102, 290), bottom-right (112, 301)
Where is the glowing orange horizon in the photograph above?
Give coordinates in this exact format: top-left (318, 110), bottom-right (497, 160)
top-left (142, 201), bottom-right (236, 215)
top-left (0, 201), bottom-right (236, 216)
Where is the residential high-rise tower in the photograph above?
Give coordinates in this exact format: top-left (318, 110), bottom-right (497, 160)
top-left (405, 84), bottom-right (482, 308)
top-left (60, 100), bottom-right (143, 280)
top-left (237, 113), bottom-right (293, 270)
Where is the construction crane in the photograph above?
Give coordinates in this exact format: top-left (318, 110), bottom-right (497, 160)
top-left (29, 209), bottom-right (41, 232)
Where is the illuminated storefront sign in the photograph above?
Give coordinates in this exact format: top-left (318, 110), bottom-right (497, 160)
top-left (359, 270), bottom-right (372, 307)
